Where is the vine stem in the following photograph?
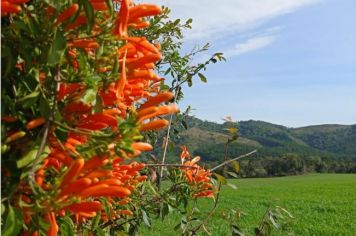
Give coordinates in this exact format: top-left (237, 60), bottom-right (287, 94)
top-left (146, 163), bottom-right (200, 169)
top-left (209, 150), bottom-right (257, 172)
top-left (29, 68), bottom-right (60, 186)
top-left (147, 150), bottom-right (257, 173)
top-left (158, 89), bottom-right (180, 187)
top-left (190, 184), bottom-right (222, 235)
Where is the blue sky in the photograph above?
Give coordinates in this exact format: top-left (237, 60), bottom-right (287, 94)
top-left (151, 0), bottom-right (356, 127)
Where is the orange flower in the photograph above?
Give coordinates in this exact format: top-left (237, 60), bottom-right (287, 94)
top-left (128, 4), bottom-right (162, 21)
top-left (113, 0), bottom-right (130, 37)
top-left (180, 145), bottom-right (190, 162)
top-left (55, 4), bottom-right (79, 26)
top-left (65, 15), bottom-right (87, 31)
top-left (131, 142), bottom-right (153, 151)
top-left (1, 116), bottom-right (17, 122)
top-left (46, 212), bottom-right (59, 236)
top-left (59, 158), bottom-right (85, 188)
top-left (1, 1), bottom-right (26, 16)
top-left (26, 117), bottom-right (46, 130)
top-left (65, 201), bottom-right (103, 214)
top-left (179, 147), bottom-right (214, 198)
top-left (140, 119), bottom-right (169, 131)
top-left (138, 92), bottom-right (174, 110)
top-left (67, 39), bottom-right (100, 49)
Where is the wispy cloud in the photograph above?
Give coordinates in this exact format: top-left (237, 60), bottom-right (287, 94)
top-left (223, 27), bottom-right (282, 57)
top-left (224, 35), bottom-right (277, 57)
top-left (150, 0), bottom-right (321, 40)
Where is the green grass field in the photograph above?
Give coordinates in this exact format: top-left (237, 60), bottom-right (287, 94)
top-left (140, 174), bottom-right (356, 235)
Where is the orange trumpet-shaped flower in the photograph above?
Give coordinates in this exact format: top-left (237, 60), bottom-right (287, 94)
top-left (26, 117), bottom-right (46, 130)
top-left (1, 0), bottom-right (27, 16)
top-left (1, 116), bottom-right (18, 122)
top-left (179, 147), bottom-right (214, 198)
top-left (59, 158), bottom-right (84, 188)
top-left (65, 15), bottom-right (87, 31)
top-left (139, 119), bottom-right (169, 131)
top-left (139, 92), bottom-right (174, 110)
top-left (113, 0), bottom-right (130, 37)
top-left (137, 104), bottom-right (179, 122)
top-left (116, 50), bottom-right (127, 99)
top-left (55, 4), bottom-right (79, 26)
top-left (180, 145), bottom-right (190, 162)
top-left (58, 178), bottom-right (92, 198)
top-left (131, 142), bottom-right (153, 151)
top-left (126, 37), bottom-right (160, 54)
top-left (81, 156), bottom-right (109, 173)
top-left (67, 39), bottom-right (100, 49)
top-left (79, 185), bottom-right (131, 198)
top-left (128, 4), bottom-right (162, 20)
top-left (46, 212), bottom-right (59, 236)
top-left (65, 201), bottom-right (103, 213)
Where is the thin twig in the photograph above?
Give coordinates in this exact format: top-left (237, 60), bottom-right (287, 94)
top-left (146, 163), bottom-right (200, 169)
top-left (29, 68), bottom-right (61, 185)
top-left (101, 217), bottom-right (137, 229)
top-left (147, 150), bottom-right (257, 173)
top-left (190, 184), bottom-right (222, 235)
top-left (159, 51), bottom-right (219, 184)
top-left (210, 150), bottom-right (257, 173)
top-left (158, 90), bottom-right (180, 187)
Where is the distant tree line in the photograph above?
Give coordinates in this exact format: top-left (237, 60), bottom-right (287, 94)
top-left (235, 155), bottom-right (356, 177)
top-left (193, 149), bottom-right (356, 177)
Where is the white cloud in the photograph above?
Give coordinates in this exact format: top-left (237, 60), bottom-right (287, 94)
top-left (224, 35), bottom-right (277, 57)
top-left (149, 0), bottom-right (321, 40)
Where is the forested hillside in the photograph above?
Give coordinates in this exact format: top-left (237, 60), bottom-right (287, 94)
top-left (164, 117), bottom-right (356, 176)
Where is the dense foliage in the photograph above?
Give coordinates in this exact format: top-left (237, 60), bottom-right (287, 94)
top-left (1, 1), bottom-right (224, 235)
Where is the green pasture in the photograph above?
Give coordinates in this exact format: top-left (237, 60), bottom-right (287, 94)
top-left (140, 174), bottom-right (356, 235)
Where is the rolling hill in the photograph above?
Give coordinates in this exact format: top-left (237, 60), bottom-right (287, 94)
top-left (175, 117), bottom-right (356, 162)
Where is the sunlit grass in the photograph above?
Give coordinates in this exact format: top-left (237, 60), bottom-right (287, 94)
top-left (140, 174), bottom-right (356, 235)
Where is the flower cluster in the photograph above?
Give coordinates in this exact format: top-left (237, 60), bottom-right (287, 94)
top-left (2, 1), bottom-right (179, 235)
top-left (180, 146), bottom-right (215, 198)
top-left (1, 0), bottom-right (28, 16)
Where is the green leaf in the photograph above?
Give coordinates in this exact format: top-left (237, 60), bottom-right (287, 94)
top-left (2, 206), bottom-right (23, 236)
top-left (81, 88), bottom-right (97, 105)
top-left (47, 29), bottom-right (66, 65)
top-left (227, 171), bottom-right (238, 178)
top-left (81, 0), bottom-right (95, 31)
top-left (112, 57), bottom-right (119, 74)
top-left (186, 75), bottom-right (193, 87)
top-left (2, 46), bottom-right (16, 77)
top-left (164, 67), bottom-right (171, 76)
top-left (26, 16), bottom-right (40, 36)
top-left (181, 120), bottom-right (188, 130)
top-left (231, 224), bottom-right (244, 236)
top-left (232, 160), bottom-right (240, 174)
top-left (269, 213), bottom-right (279, 229)
top-left (59, 216), bottom-right (75, 236)
top-left (104, 0), bottom-right (114, 15)
top-left (39, 96), bottom-right (51, 119)
top-left (93, 93), bottom-right (103, 113)
top-left (227, 183), bottom-right (238, 190)
top-left (213, 173), bottom-right (227, 185)
top-left (1, 204), bottom-right (5, 215)
top-left (91, 214), bottom-right (101, 231)
top-left (142, 209), bottom-right (151, 227)
top-left (17, 145), bottom-right (50, 168)
top-left (17, 91), bottom-right (40, 108)
top-left (198, 73), bottom-right (207, 83)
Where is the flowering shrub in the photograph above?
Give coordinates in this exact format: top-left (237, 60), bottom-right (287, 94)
top-left (1, 1), bottom-right (220, 235)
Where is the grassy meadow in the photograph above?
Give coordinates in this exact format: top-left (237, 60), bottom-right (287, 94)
top-left (140, 174), bottom-right (356, 235)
